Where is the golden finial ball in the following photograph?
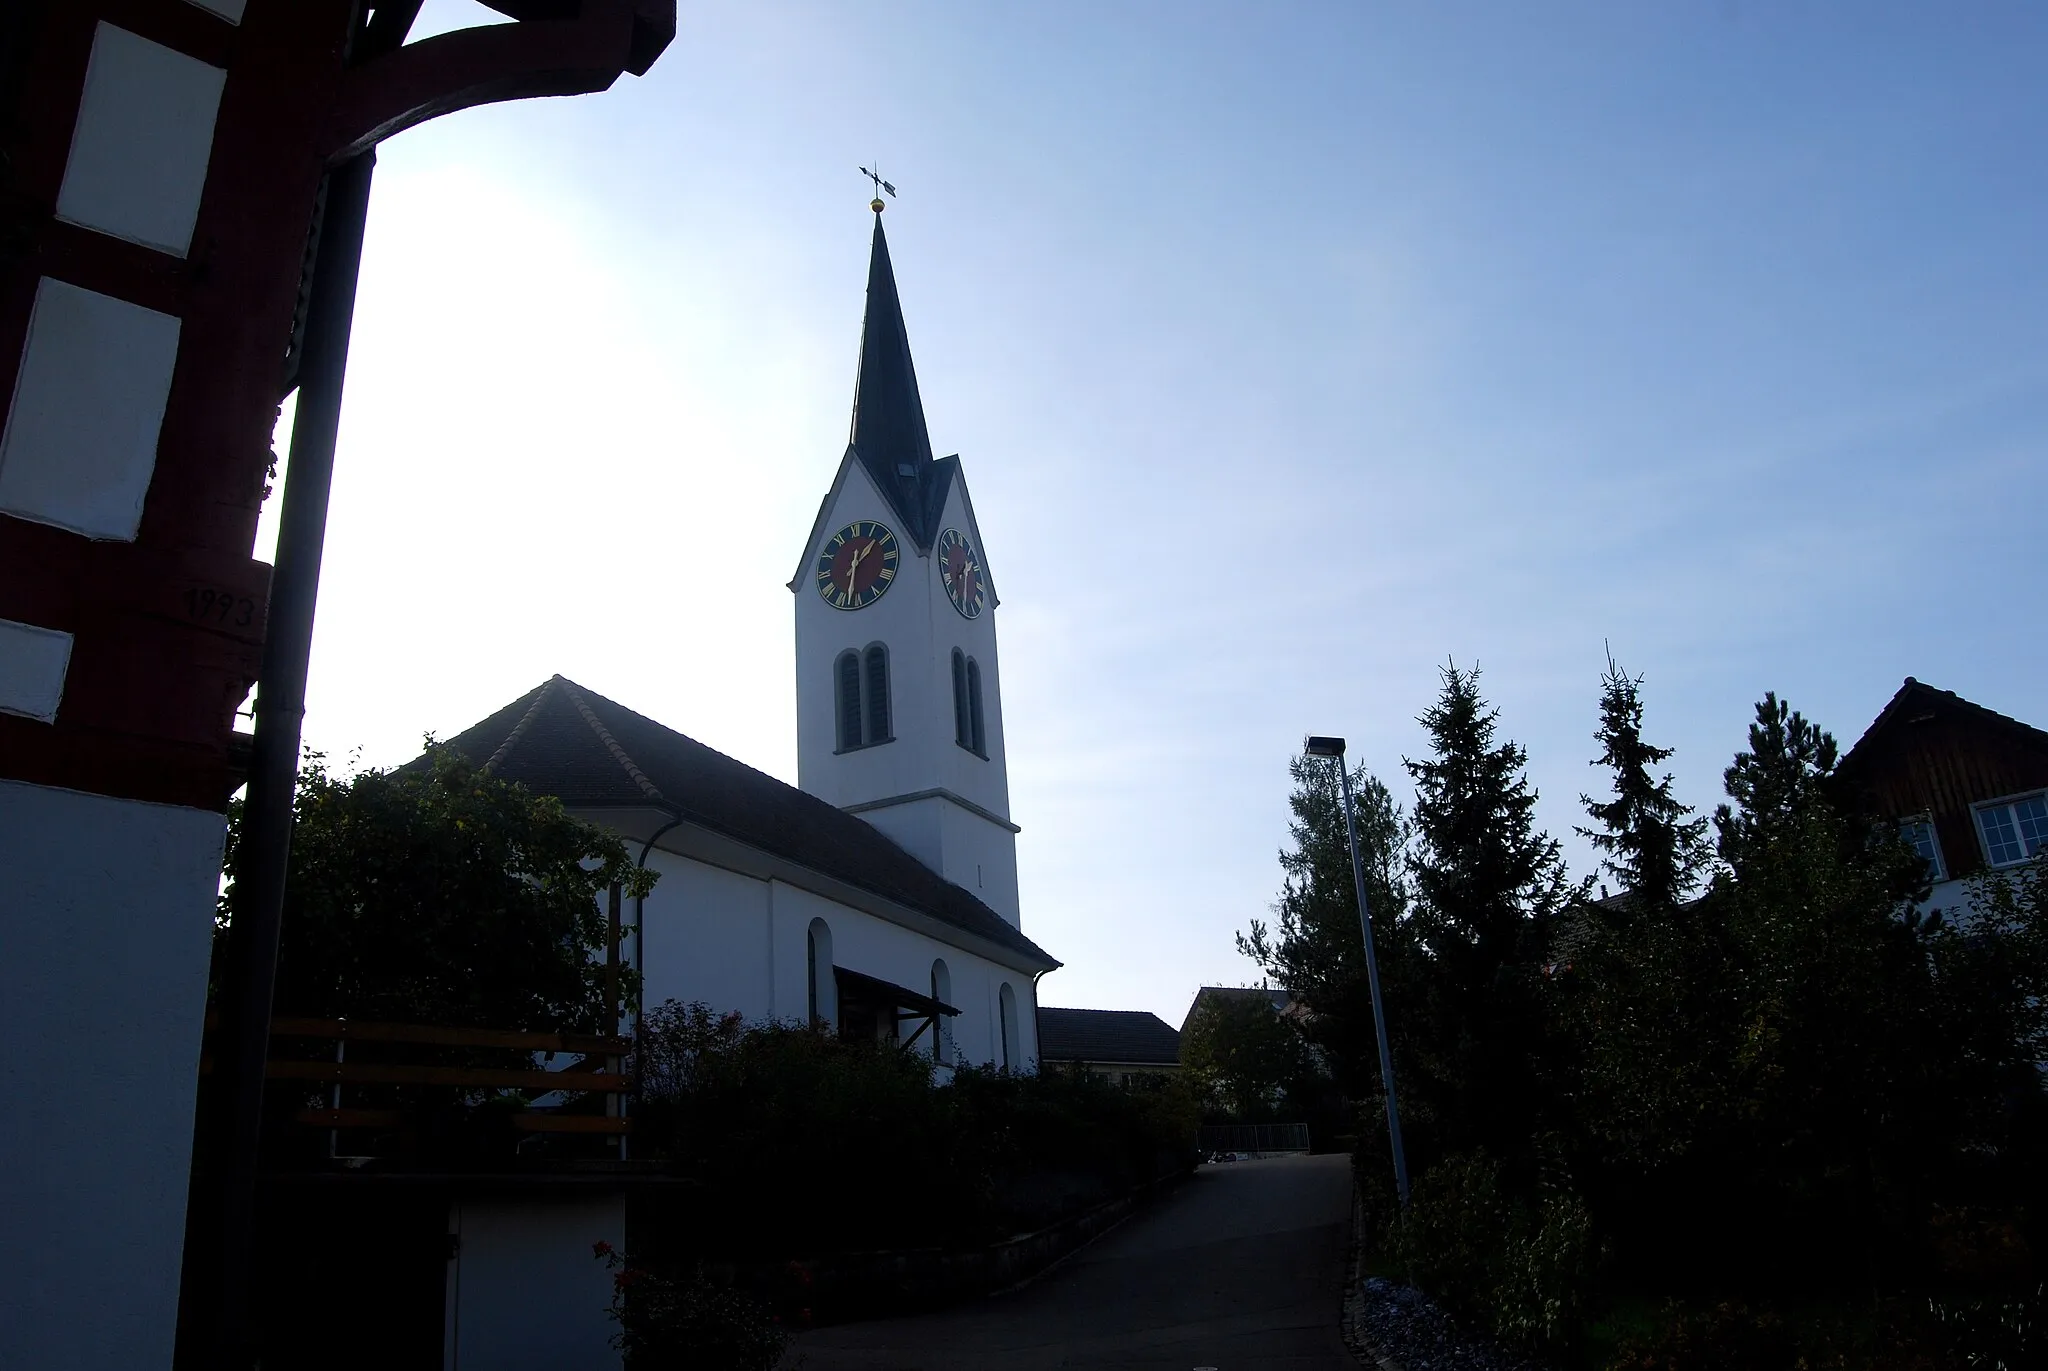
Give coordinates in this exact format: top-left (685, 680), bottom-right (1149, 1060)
top-left (870, 198), bottom-right (886, 213)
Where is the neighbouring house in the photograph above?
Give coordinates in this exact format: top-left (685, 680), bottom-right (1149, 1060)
top-left (1181, 984), bottom-right (1296, 1033)
top-left (427, 206), bottom-right (1059, 1072)
top-left (1836, 678), bottom-right (2048, 922)
top-left (1036, 1008), bottom-right (1182, 1087)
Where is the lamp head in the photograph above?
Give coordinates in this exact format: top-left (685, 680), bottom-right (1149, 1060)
top-left (1303, 735), bottom-right (1346, 758)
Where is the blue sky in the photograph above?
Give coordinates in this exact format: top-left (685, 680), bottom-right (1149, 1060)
top-left (270, 1), bottom-right (2048, 1025)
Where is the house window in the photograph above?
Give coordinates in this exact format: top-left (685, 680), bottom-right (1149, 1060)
top-left (1900, 817), bottom-right (1945, 881)
top-left (1977, 792), bottom-right (2048, 867)
top-left (835, 645), bottom-right (892, 750)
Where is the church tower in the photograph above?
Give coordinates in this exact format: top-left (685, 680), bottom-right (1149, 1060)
top-left (790, 204), bottom-right (1022, 927)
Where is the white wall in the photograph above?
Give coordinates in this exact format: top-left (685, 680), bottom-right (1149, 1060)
top-left (791, 457), bottom-right (1023, 926)
top-left (622, 835), bottom-right (1039, 1070)
top-left (445, 1191), bottom-right (624, 1371)
top-left (0, 779), bottom-right (226, 1371)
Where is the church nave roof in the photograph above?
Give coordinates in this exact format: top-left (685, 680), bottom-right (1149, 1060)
top-left (425, 675), bottom-right (1059, 971)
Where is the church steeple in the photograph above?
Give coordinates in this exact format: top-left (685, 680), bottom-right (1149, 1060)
top-left (849, 211), bottom-right (945, 547)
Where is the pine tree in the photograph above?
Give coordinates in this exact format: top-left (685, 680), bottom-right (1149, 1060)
top-left (1402, 662), bottom-right (1580, 1159)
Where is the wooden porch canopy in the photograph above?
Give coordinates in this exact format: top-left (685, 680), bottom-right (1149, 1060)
top-left (832, 966), bottom-right (959, 1051)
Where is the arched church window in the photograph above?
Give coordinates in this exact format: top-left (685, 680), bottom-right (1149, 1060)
top-left (998, 981), bottom-right (1018, 1071)
top-left (807, 919), bottom-right (836, 1028)
top-left (863, 643), bottom-right (891, 743)
top-left (952, 649), bottom-right (971, 749)
top-left (967, 658), bottom-right (987, 757)
top-left (930, 958), bottom-right (953, 1065)
top-left (835, 651), bottom-right (862, 750)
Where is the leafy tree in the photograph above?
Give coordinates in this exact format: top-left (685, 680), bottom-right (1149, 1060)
top-left (1238, 753), bottom-right (1410, 1101)
top-left (1401, 662), bottom-right (1581, 1161)
top-left (1179, 990), bottom-right (1314, 1120)
top-left (217, 747), bottom-right (652, 1032)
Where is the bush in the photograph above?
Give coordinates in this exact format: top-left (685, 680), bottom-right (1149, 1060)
top-left (629, 1001), bottom-right (1199, 1260)
top-left (1383, 1149), bottom-right (1600, 1354)
top-left (594, 1242), bottom-right (789, 1371)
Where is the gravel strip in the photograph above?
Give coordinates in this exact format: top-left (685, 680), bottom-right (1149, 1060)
top-left (1351, 1277), bottom-right (1548, 1371)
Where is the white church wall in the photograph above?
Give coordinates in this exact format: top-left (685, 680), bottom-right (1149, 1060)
top-left (924, 474), bottom-right (1013, 825)
top-left (632, 848), bottom-right (775, 1022)
top-left (937, 796), bottom-right (1022, 929)
top-left (0, 778), bottom-right (225, 1371)
top-left (795, 459), bottom-right (943, 812)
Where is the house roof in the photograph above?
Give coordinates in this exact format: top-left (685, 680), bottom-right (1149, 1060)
top-left (847, 213), bottom-right (952, 551)
top-left (1180, 985), bottom-right (1292, 1033)
top-left (1035, 1008), bottom-right (1182, 1066)
top-left (1839, 677), bottom-right (2048, 775)
top-left (426, 676), bottom-right (1058, 971)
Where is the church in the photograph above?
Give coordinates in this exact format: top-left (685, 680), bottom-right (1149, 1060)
top-left (432, 202), bottom-right (1058, 1069)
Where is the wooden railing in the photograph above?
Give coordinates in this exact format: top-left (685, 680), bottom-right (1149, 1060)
top-left (204, 1016), bottom-right (636, 1139)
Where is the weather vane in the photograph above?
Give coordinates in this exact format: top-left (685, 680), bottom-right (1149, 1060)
top-left (859, 164), bottom-right (897, 212)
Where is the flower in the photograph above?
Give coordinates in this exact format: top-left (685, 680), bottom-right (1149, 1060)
top-left (592, 1239), bottom-right (614, 1257)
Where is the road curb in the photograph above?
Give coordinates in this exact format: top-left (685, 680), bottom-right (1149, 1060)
top-left (1340, 1180), bottom-right (1405, 1371)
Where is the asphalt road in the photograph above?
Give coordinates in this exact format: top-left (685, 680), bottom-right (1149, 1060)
top-left (790, 1153), bottom-right (1358, 1371)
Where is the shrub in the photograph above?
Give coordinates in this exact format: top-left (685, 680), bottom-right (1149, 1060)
top-left (593, 1242), bottom-right (789, 1371)
top-left (629, 1000), bottom-right (1199, 1260)
top-left (1383, 1149), bottom-right (1600, 1354)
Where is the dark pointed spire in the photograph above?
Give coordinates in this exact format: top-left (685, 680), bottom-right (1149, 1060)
top-left (849, 211), bottom-right (943, 545)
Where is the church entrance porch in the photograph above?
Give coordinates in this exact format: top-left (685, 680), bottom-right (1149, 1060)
top-left (832, 966), bottom-right (960, 1051)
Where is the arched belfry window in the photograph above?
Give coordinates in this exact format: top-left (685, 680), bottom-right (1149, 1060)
top-left (952, 650), bottom-right (971, 749)
top-left (967, 658), bottom-right (987, 757)
top-left (834, 645), bottom-right (893, 751)
top-left (835, 651), bottom-right (862, 750)
top-left (863, 644), bottom-right (891, 744)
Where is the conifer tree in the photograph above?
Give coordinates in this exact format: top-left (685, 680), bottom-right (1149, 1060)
top-left (1577, 653), bottom-right (1710, 913)
top-left (1402, 662), bottom-right (1580, 1159)
top-left (1565, 660), bottom-right (1722, 1182)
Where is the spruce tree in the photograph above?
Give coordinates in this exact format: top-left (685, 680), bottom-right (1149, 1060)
top-left (1577, 653), bottom-right (1710, 913)
top-left (1402, 662), bottom-right (1579, 1160)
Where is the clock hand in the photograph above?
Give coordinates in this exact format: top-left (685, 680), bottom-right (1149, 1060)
top-left (843, 542), bottom-right (869, 592)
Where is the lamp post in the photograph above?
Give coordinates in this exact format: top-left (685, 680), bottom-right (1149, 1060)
top-left (1304, 734), bottom-right (1410, 1206)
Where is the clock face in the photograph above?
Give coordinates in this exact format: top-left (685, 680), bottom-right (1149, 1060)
top-left (815, 519), bottom-right (900, 610)
top-left (938, 528), bottom-right (986, 620)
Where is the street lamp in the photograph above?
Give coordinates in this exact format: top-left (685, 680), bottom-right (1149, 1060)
top-left (1304, 735), bottom-right (1411, 1207)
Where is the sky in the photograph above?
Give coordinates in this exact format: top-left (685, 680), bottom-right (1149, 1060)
top-left (264, 1), bottom-right (2048, 1027)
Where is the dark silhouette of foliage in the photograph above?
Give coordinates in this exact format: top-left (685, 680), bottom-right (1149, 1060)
top-left (217, 747), bottom-right (651, 1032)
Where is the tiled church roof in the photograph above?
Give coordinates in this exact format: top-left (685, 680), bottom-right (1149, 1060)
top-left (1036, 1007), bottom-right (1182, 1066)
top-left (428, 676), bottom-right (1059, 971)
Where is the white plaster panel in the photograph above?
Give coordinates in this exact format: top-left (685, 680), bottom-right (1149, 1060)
top-left (183, 0), bottom-right (248, 22)
top-left (636, 852), bottom-right (775, 1021)
top-left (56, 23), bottom-right (226, 256)
top-left (0, 619), bottom-right (74, 723)
top-left (0, 277), bottom-right (180, 540)
top-left (0, 780), bottom-right (226, 1371)
top-left (447, 1193), bottom-right (623, 1371)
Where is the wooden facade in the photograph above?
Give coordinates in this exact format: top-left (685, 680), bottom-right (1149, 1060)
top-left (1836, 678), bottom-right (2048, 884)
